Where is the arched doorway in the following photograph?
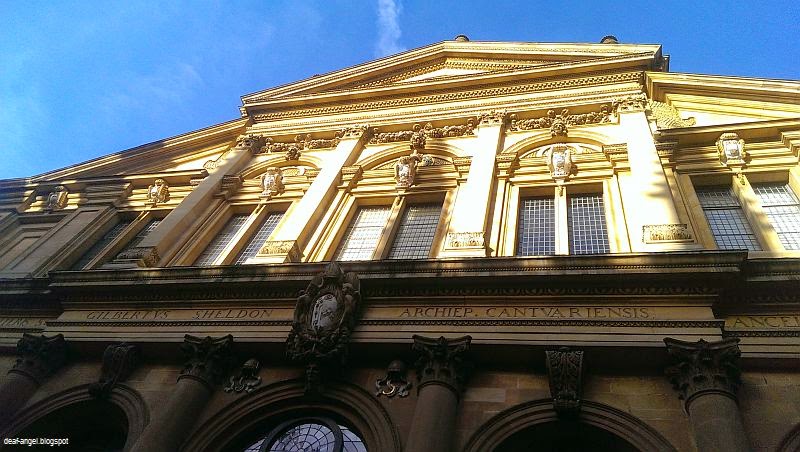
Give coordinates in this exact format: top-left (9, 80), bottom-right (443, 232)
top-left (496, 420), bottom-right (638, 452)
top-left (14, 398), bottom-right (128, 451)
top-left (465, 399), bottom-right (676, 452)
top-left (184, 379), bottom-right (400, 452)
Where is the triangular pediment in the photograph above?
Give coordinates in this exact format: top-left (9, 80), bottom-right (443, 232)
top-left (241, 40), bottom-right (665, 108)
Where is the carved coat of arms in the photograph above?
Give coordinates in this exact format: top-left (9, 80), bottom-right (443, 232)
top-left (287, 261), bottom-right (361, 392)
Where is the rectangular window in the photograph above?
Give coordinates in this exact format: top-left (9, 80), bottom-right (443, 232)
top-left (696, 187), bottom-right (761, 251)
top-left (387, 204), bottom-right (442, 259)
top-left (752, 183), bottom-right (800, 250)
top-left (71, 220), bottom-right (132, 269)
top-left (194, 215), bottom-right (249, 266)
top-left (235, 212), bottom-right (285, 264)
top-left (336, 207), bottom-right (391, 261)
top-left (568, 194), bottom-right (610, 254)
top-left (114, 219), bottom-right (163, 259)
top-left (517, 197), bottom-right (556, 256)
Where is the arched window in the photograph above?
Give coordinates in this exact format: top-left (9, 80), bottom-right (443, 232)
top-left (241, 417), bottom-right (366, 452)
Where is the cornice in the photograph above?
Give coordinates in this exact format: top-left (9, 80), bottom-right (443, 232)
top-left (252, 72), bottom-right (643, 122)
top-left (655, 118), bottom-right (800, 146)
top-left (646, 71), bottom-right (800, 103)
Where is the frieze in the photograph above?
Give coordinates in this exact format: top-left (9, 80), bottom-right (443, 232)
top-left (253, 73), bottom-right (642, 121)
top-left (369, 120), bottom-right (475, 145)
top-left (642, 224), bottom-right (693, 243)
top-left (508, 106), bottom-right (611, 134)
top-left (725, 315), bottom-right (800, 329)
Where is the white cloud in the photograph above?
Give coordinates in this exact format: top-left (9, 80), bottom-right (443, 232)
top-left (99, 62), bottom-right (204, 117)
top-left (375, 0), bottom-right (405, 57)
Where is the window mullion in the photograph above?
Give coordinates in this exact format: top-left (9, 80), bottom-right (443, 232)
top-left (555, 186), bottom-right (569, 255)
top-left (374, 197), bottom-right (404, 259)
top-left (733, 176), bottom-right (783, 251)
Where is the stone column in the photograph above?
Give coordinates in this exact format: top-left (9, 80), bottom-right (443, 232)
top-left (0, 334), bottom-right (67, 433)
top-left (664, 338), bottom-right (750, 452)
top-left (130, 335), bottom-right (233, 452)
top-left (405, 335), bottom-right (471, 452)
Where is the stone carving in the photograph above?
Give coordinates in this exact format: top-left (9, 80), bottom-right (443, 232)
top-left (179, 335), bottom-right (235, 387)
top-left (716, 132), bottom-right (747, 167)
top-left (287, 262), bottom-right (362, 393)
top-left (478, 110), bottom-right (506, 126)
top-left (612, 93), bottom-right (649, 113)
top-left (412, 335), bottom-right (472, 394)
top-left (395, 151), bottom-right (424, 188)
top-left (664, 338), bottom-right (742, 405)
top-left (546, 144), bottom-right (573, 182)
top-left (260, 167), bottom-right (284, 199)
top-left (45, 186), bottom-right (69, 211)
top-left (445, 232), bottom-right (485, 249)
top-left (409, 124), bottom-right (427, 150)
top-left (224, 358), bottom-right (262, 394)
top-left (642, 224), bottom-right (693, 243)
top-left (647, 100), bottom-right (696, 129)
top-left (116, 246), bottom-right (160, 267)
top-left (337, 124), bottom-right (370, 139)
top-left (545, 347), bottom-right (584, 417)
top-left (258, 240), bottom-right (297, 256)
top-left (89, 343), bottom-right (139, 398)
top-left (261, 133), bottom-right (343, 159)
top-left (12, 333), bottom-right (67, 384)
top-left (370, 120), bottom-right (475, 145)
top-left (508, 106), bottom-right (611, 134)
top-left (375, 359), bottom-right (413, 398)
top-left (235, 134), bottom-right (266, 153)
top-left (147, 178), bottom-right (169, 207)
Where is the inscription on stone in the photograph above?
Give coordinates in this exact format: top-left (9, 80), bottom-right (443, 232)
top-left (397, 306), bottom-right (651, 319)
top-left (727, 315), bottom-right (800, 329)
top-left (193, 309), bottom-right (273, 320)
top-left (86, 310), bottom-right (171, 320)
top-left (0, 318), bottom-right (48, 329)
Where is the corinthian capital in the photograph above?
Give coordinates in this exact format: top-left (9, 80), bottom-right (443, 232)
top-left (11, 333), bottom-right (67, 384)
top-left (412, 335), bottom-right (472, 395)
top-left (664, 338), bottom-right (741, 406)
top-left (179, 335), bottom-right (235, 388)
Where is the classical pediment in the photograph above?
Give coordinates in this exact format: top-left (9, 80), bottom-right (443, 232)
top-left (241, 40), bottom-right (665, 110)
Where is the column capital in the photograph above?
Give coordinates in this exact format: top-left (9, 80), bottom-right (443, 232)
top-left (11, 333), bottom-right (67, 384)
top-left (179, 335), bottom-right (235, 389)
top-left (612, 93), bottom-right (648, 114)
top-left (664, 338), bottom-right (741, 407)
top-left (412, 335), bottom-right (472, 395)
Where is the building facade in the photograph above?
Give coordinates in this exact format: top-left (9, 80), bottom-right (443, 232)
top-left (1, 37), bottom-right (800, 451)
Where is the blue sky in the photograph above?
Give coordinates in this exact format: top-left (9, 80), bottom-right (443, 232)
top-left (1, 0), bottom-right (798, 179)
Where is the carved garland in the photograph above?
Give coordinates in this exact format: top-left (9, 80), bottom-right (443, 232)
top-left (509, 106), bottom-right (612, 135)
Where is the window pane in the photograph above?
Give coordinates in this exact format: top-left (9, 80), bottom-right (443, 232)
top-left (235, 212), bottom-right (285, 264)
top-left (752, 183), bottom-right (800, 250)
top-left (696, 187), bottom-right (761, 251)
top-left (195, 215), bottom-right (249, 266)
top-left (568, 194), bottom-right (610, 254)
top-left (517, 197), bottom-right (555, 256)
top-left (336, 207), bottom-right (391, 261)
top-left (387, 204), bottom-right (442, 259)
top-left (115, 219), bottom-right (162, 259)
top-left (71, 221), bottom-right (132, 269)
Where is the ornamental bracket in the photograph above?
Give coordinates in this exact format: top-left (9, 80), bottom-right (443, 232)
top-left (545, 347), bottom-right (584, 418)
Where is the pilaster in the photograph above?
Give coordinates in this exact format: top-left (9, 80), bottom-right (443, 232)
top-left (441, 112), bottom-right (505, 258)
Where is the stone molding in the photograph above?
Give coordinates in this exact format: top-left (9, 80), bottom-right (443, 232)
top-left (545, 347), bottom-right (584, 417)
top-left (642, 224), bottom-right (693, 244)
top-left (412, 335), bottom-right (472, 395)
top-left (89, 342), bottom-right (139, 398)
top-left (179, 334), bottom-right (235, 388)
top-left (116, 246), bottom-right (160, 267)
top-left (11, 333), bottom-right (67, 384)
top-left (664, 338), bottom-right (742, 407)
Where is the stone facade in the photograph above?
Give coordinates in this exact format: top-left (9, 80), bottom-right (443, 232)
top-left (2, 36), bottom-right (800, 451)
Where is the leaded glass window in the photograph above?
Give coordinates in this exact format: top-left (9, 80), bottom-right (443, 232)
top-left (387, 204), bottom-right (442, 259)
top-left (696, 187), bottom-right (761, 251)
top-left (235, 212), bottom-right (285, 264)
top-left (568, 194), bottom-right (610, 254)
top-left (517, 197), bottom-right (556, 256)
top-left (337, 207), bottom-right (391, 261)
top-left (114, 219), bottom-right (162, 259)
top-left (195, 214), bottom-right (249, 266)
top-left (71, 220), bottom-right (132, 269)
top-left (752, 183), bottom-right (800, 250)
top-left (242, 418), bottom-right (367, 452)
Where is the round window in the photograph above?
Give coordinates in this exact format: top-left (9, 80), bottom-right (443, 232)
top-left (243, 417), bottom-right (367, 452)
